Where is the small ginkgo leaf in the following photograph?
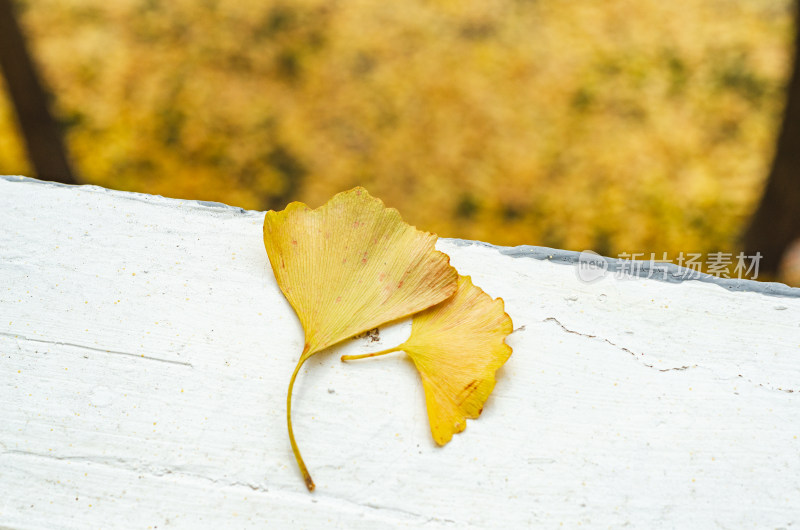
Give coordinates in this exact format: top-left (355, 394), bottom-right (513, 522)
top-left (342, 275), bottom-right (513, 445)
top-left (263, 187), bottom-right (458, 490)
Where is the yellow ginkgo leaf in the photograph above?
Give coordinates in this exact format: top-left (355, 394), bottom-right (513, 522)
top-left (342, 275), bottom-right (513, 445)
top-left (263, 187), bottom-right (458, 490)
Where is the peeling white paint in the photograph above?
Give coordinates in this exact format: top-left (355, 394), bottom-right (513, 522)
top-left (1, 177), bottom-right (800, 529)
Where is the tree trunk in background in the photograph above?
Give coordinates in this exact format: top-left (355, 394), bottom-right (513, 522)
top-left (0, 0), bottom-right (77, 184)
top-left (742, 1), bottom-right (800, 276)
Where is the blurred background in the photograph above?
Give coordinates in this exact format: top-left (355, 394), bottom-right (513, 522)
top-left (1, 0), bottom-right (799, 284)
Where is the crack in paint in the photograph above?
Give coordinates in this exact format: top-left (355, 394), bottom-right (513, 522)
top-left (543, 317), bottom-right (696, 373)
top-left (1, 449), bottom-right (462, 526)
top-left (0, 332), bottom-right (193, 368)
top-left (544, 317), bottom-right (798, 394)
top-left (736, 373), bottom-right (796, 394)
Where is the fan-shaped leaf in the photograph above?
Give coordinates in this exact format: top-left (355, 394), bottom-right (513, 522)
top-left (263, 187), bottom-right (458, 490)
top-left (343, 275), bottom-right (513, 445)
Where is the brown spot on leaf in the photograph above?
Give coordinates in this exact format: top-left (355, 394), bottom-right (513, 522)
top-left (457, 379), bottom-right (480, 404)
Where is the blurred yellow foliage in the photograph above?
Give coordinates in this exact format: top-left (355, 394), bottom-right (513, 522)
top-left (0, 0), bottom-right (793, 256)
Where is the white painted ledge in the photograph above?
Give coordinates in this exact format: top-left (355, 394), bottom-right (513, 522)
top-left (1, 175), bottom-right (799, 529)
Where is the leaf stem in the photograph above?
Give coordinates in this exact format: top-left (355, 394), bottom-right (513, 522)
top-left (340, 346), bottom-right (403, 362)
top-left (287, 351), bottom-right (315, 491)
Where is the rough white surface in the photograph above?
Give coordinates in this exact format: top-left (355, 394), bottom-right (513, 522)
top-left (1, 176), bottom-right (800, 529)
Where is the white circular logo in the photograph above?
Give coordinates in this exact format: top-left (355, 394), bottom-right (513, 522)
top-left (576, 250), bottom-right (608, 283)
